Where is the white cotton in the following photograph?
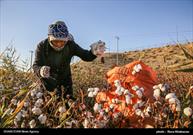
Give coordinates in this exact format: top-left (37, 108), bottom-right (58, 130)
top-left (153, 85), bottom-right (159, 90)
top-left (114, 80), bottom-right (121, 87)
top-left (30, 89), bottom-right (37, 97)
top-left (139, 87), bottom-right (144, 93)
top-left (136, 90), bottom-right (143, 98)
top-left (115, 98), bottom-right (121, 104)
top-left (88, 88), bottom-right (94, 92)
top-left (125, 95), bottom-right (132, 105)
top-left (115, 86), bottom-right (122, 96)
top-left (110, 104), bottom-right (114, 109)
top-left (160, 85), bottom-right (166, 92)
top-left (121, 87), bottom-right (125, 92)
top-left (137, 100), bottom-right (145, 107)
top-left (24, 101), bottom-right (29, 107)
top-left (65, 121), bottom-right (72, 128)
top-left (38, 114), bottom-right (47, 124)
top-left (11, 99), bottom-right (17, 106)
top-left (93, 103), bottom-right (99, 112)
top-left (165, 93), bottom-right (176, 100)
top-left (132, 85), bottom-right (139, 91)
top-left (93, 88), bottom-right (99, 96)
top-left (132, 70), bottom-right (136, 75)
top-left (183, 107), bottom-right (192, 117)
top-left (94, 103), bottom-right (102, 112)
top-left (15, 112), bottom-right (22, 121)
top-left (133, 103), bottom-right (139, 110)
top-left (88, 92), bottom-right (94, 97)
top-left (21, 110), bottom-right (28, 118)
top-left (113, 112), bottom-right (120, 119)
top-left (105, 108), bottom-right (109, 113)
top-left (35, 99), bottom-right (43, 107)
top-left (29, 119), bottom-right (36, 128)
top-left (32, 106), bottom-right (42, 115)
top-left (124, 89), bottom-right (129, 95)
top-left (99, 110), bottom-right (104, 117)
top-left (83, 118), bottom-right (89, 128)
top-left (146, 106), bottom-right (152, 113)
top-left (135, 109), bottom-right (142, 116)
top-left (59, 106), bottom-right (66, 113)
top-left (133, 64), bottom-right (142, 72)
top-left (153, 89), bottom-right (161, 100)
top-left (36, 92), bottom-right (43, 98)
top-left (112, 98), bottom-right (115, 103)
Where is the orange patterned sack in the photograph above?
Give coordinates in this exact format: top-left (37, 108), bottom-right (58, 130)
top-left (95, 60), bottom-right (158, 124)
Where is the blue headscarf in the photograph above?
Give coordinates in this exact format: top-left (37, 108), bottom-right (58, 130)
top-left (48, 21), bottom-right (69, 40)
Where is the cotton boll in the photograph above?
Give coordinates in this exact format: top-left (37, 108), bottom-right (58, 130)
top-left (112, 98), bottom-right (115, 103)
top-left (136, 90), bottom-right (143, 98)
top-left (88, 88), bottom-right (94, 92)
top-left (93, 103), bottom-right (99, 112)
top-left (135, 109), bottom-right (142, 116)
top-left (124, 89), bottom-right (129, 95)
top-left (30, 89), bottom-right (37, 97)
top-left (11, 99), bottom-right (17, 106)
top-left (165, 93), bottom-right (176, 100)
top-left (15, 112), bottom-right (22, 121)
top-left (146, 106), bottom-right (152, 113)
top-left (132, 85), bottom-right (139, 91)
top-left (113, 112), bottom-right (121, 119)
top-left (65, 121), bottom-right (72, 128)
top-left (24, 101), bottom-right (29, 108)
top-left (83, 118), bottom-right (89, 128)
top-left (132, 70), bottom-right (136, 75)
top-left (94, 103), bottom-right (102, 112)
top-left (183, 107), bottom-right (192, 117)
top-left (114, 80), bottom-right (121, 87)
top-left (153, 85), bottom-right (159, 90)
top-left (59, 106), bottom-right (66, 113)
top-left (21, 110), bottom-right (28, 118)
top-left (38, 114), bottom-right (47, 124)
top-left (99, 110), bottom-right (104, 117)
top-left (115, 86), bottom-right (122, 96)
top-left (32, 106), bottom-right (42, 115)
top-left (153, 89), bottom-right (161, 100)
top-left (88, 92), bottom-right (94, 97)
top-left (93, 88), bottom-right (99, 96)
top-left (125, 95), bottom-right (132, 105)
top-left (139, 87), bottom-right (144, 93)
top-left (110, 104), bottom-right (115, 109)
top-left (137, 100), bottom-right (145, 107)
top-left (133, 103), bottom-right (139, 110)
top-left (35, 99), bottom-right (43, 107)
top-left (94, 87), bottom-right (99, 93)
top-left (36, 92), bottom-right (43, 98)
top-left (29, 119), bottom-right (36, 128)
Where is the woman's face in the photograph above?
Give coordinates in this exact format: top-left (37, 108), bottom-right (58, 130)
top-left (51, 40), bottom-right (67, 48)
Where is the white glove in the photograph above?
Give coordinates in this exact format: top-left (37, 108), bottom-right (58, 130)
top-left (90, 40), bottom-right (106, 56)
top-left (40, 66), bottom-right (50, 78)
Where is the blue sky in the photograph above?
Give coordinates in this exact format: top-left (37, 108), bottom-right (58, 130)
top-left (0, 0), bottom-right (193, 65)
